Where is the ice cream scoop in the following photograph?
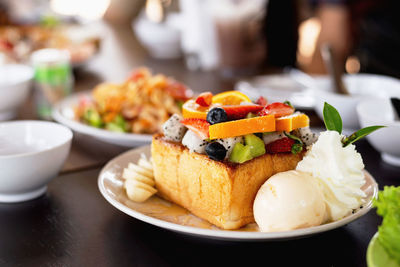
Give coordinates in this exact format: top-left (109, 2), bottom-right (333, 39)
top-left (253, 170), bottom-right (326, 232)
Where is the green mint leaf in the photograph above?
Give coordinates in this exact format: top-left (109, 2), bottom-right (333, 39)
top-left (291, 143), bottom-right (303, 154)
top-left (283, 101), bottom-right (294, 108)
top-left (323, 102), bottom-right (343, 134)
top-left (176, 100), bottom-right (184, 110)
top-left (284, 131), bottom-right (303, 154)
top-left (343, 126), bottom-right (386, 147)
top-left (284, 131), bottom-right (303, 144)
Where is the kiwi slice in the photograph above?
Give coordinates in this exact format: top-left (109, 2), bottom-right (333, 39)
top-left (229, 143), bottom-right (253, 163)
top-left (244, 134), bottom-right (266, 158)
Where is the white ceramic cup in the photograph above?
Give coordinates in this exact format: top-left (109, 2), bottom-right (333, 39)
top-left (0, 64), bottom-right (33, 121)
top-left (312, 74), bottom-right (400, 132)
top-left (357, 98), bottom-right (400, 166)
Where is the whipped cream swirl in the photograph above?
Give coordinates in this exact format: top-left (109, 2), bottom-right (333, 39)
top-left (296, 131), bottom-right (366, 221)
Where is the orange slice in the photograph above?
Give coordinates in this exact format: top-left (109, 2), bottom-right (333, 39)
top-left (276, 113), bottom-right (310, 132)
top-left (209, 115), bottom-right (275, 139)
top-left (212, 91), bottom-right (251, 105)
top-left (182, 99), bottom-right (208, 120)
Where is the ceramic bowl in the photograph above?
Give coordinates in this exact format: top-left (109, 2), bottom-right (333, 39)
top-left (235, 73), bottom-right (314, 110)
top-left (312, 74), bottom-right (400, 132)
top-left (0, 120), bottom-right (72, 202)
top-left (0, 64), bottom-right (34, 120)
top-left (356, 98), bottom-right (400, 166)
top-left (133, 12), bottom-right (181, 59)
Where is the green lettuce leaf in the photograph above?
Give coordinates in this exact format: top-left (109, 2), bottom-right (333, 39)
top-left (373, 186), bottom-right (400, 264)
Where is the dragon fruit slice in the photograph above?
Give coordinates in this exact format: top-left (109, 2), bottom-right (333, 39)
top-left (182, 130), bottom-right (208, 154)
top-left (162, 114), bottom-right (187, 142)
top-left (262, 131), bottom-right (286, 145)
top-left (216, 136), bottom-right (244, 159)
top-left (294, 127), bottom-right (319, 146)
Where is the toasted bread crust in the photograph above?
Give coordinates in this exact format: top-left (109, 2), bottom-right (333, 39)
top-left (151, 134), bottom-right (303, 230)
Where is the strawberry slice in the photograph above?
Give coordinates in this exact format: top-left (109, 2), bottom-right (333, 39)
top-left (127, 68), bottom-right (148, 82)
top-left (255, 96), bottom-right (268, 106)
top-left (265, 137), bottom-right (295, 153)
top-left (0, 39), bottom-right (13, 51)
top-left (195, 92), bottom-right (213, 107)
top-left (258, 102), bottom-right (294, 118)
top-left (181, 118), bottom-right (210, 139)
top-left (222, 104), bottom-right (264, 120)
top-left (78, 96), bottom-right (93, 109)
top-left (165, 81), bottom-right (193, 101)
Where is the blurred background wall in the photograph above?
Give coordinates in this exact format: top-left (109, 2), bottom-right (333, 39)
top-left (1, 0), bottom-right (399, 78)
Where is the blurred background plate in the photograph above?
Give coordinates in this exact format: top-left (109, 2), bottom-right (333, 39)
top-left (235, 72), bottom-right (315, 110)
top-left (52, 91), bottom-right (152, 147)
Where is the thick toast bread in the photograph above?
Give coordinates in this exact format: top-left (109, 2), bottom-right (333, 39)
top-left (151, 134), bottom-right (303, 230)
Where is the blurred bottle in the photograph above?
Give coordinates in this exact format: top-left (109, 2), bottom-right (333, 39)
top-left (31, 48), bottom-right (74, 120)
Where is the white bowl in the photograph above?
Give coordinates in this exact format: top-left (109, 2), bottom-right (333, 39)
top-left (133, 12), bottom-right (181, 59)
top-left (0, 120), bottom-right (72, 202)
top-left (236, 73), bottom-right (315, 110)
top-left (0, 64), bottom-right (34, 120)
top-left (356, 98), bottom-right (400, 166)
top-left (312, 74), bottom-right (400, 131)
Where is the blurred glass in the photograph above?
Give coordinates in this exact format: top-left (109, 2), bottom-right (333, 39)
top-left (178, 0), bottom-right (268, 76)
top-left (210, 0), bottom-right (268, 77)
top-left (31, 49), bottom-right (74, 120)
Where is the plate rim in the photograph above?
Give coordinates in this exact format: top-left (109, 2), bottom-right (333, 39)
top-left (98, 145), bottom-right (379, 241)
top-left (52, 91), bottom-right (153, 144)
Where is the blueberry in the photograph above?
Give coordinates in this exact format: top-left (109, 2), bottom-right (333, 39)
top-left (206, 108), bottom-right (228, 125)
top-left (205, 142), bottom-right (227, 161)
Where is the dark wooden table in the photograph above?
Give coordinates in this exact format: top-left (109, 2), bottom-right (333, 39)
top-left (1, 21), bottom-right (399, 267)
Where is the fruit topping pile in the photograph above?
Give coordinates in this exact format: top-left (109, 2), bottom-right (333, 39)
top-left (162, 91), bottom-right (317, 163)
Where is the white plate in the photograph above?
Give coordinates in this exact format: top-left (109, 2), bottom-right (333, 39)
top-left (98, 145), bottom-right (379, 241)
top-left (52, 91), bottom-right (152, 147)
